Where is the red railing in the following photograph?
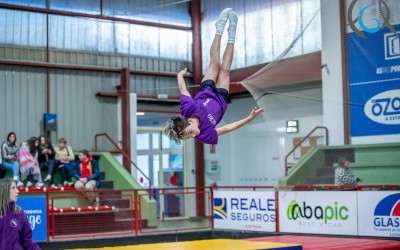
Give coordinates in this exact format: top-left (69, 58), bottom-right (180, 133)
top-left (138, 187), bottom-right (213, 235)
top-left (284, 126), bottom-right (329, 176)
top-left (94, 133), bottom-right (151, 192)
top-left (47, 189), bottom-right (138, 240)
top-left (20, 184), bottom-right (400, 241)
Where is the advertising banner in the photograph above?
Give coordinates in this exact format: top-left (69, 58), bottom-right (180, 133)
top-left (346, 0), bottom-right (400, 138)
top-left (213, 190), bottom-right (276, 232)
top-left (18, 196), bottom-right (47, 242)
top-left (278, 191), bottom-right (358, 235)
top-left (358, 191), bottom-right (400, 238)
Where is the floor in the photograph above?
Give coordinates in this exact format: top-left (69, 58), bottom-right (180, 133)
top-left (71, 239), bottom-right (302, 250)
top-left (67, 235), bottom-right (400, 250)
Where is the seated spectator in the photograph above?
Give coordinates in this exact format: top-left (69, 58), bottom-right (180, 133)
top-left (54, 137), bottom-right (74, 186)
top-left (0, 145), bottom-right (3, 178)
top-left (335, 157), bottom-right (363, 186)
top-left (19, 137), bottom-right (44, 188)
top-left (71, 150), bottom-right (100, 206)
top-left (37, 135), bottom-right (56, 186)
top-left (1, 132), bottom-right (23, 187)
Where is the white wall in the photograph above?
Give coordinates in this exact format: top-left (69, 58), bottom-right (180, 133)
top-left (321, 0), bottom-right (345, 145)
top-left (205, 88), bottom-right (323, 187)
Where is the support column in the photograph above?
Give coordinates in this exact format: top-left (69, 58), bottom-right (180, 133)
top-left (119, 68), bottom-right (131, 172)
top-left (321, 0), bottom-right (346, 145)
top-left (191, 0), bottom-right (205, 216)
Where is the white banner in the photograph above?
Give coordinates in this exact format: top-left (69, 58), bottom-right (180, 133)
top-left (279, 191), bottom-right (358, 235)
top-left (358, 191), bottom-right (400, 238)
top-left (213, 191), bottom-right (276, 232)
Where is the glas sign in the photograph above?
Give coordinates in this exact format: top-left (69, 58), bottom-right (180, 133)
top-left (286, 120), bottom-right (299, 133)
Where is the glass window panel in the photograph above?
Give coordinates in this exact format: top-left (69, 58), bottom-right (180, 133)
top-left (0, 9), bottom-right (6, 44)
top-left (245, 0), bottom-right (273, 66)
top-left (20, 11), bottom-right (29, 46)
top-left (301, 0), bottom-right (321, 53)
top-left (153, 154), bottom-right (159, 187)
top-left (129, 24), bottom-right (159, 57)
top-left (32, 13), bottom-right (46, 47)
top-left (5, 10), bottom-right (15, 44)
top-left (115, 22), bottom-right (129, 54)
top-left (162, 153), bottom-right (169, 169)
top-left (152, 133), bottom-right (159, 150)
top-left (272, 0), bottom-right (302, 58)
top-left (0, 9), bottom-right (45, 47)
top-left (160, 29), bottom-right (191, 60)
top-left (49, 0), bottom-right (100, 14)
top-left (98, 20), bottom-right (115, 52)
top-left (171, 153), bottom-right (183, 169)
top-left (13, 10), bottom-right (22, 45)
top-left (137, 133), bottom-right (149, 150)
top-left (103, 0), bottom-right (191, 27)
top-left (0, 0), bottom-right (45, 8)
top-left (137, 155), bottom-right (149, 187)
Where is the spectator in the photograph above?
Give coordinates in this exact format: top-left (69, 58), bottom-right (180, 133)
top-left (54, 138), bottom-right (74, 186)
top-left (335, 157), bottom-right (363, 186)
top-left (1, 132), bottom-right (23, 187)
top-left (0, 143), bottom-right (4, 179)
top-left (0, 178), bottom-right (41, 249)
top-left (72, 150), bottom-right (100, 206)
top-left (37, 135), bottom-right (56, 186)
top-left (19, 137), bottom-right (44, 188)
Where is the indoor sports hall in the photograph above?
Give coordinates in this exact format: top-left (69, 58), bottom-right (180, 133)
top-left (0, 0), bottom-right (399, 249)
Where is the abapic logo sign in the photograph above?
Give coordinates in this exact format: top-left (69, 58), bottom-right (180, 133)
top-left (287, 200), bottom-right (349, 224)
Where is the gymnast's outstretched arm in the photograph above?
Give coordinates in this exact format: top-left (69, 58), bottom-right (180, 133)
top-left (216, 107), bottom-right (264, 136)
top-left (177, 68), bottom-right (191, 97)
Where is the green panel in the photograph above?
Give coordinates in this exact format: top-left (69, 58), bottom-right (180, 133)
top-left (93, 152), bottom-right (157, 227)
top-left (355, 145), bottom-right (400, 163)
top-left (284, 143), bottom-right (400, 186)
top-left (279, 146), bottom-right (324, 186)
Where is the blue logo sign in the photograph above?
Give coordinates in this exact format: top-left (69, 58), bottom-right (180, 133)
top-left (384, 33), bottom-right (400, 60)
top-left (364, 89), bottom-right (400, 125)
top-left (347, 0), bottom-right (397, 38)
top-left (213, 198), bottom-right (228, 219)
top-left (373, 193), bottom-right (400, 230)
top-left (374, 193), bottom-right (400, 216)
top-left (18, 196), bottom-right (47, 242)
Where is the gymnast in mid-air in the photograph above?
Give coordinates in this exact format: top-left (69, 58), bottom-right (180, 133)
top-left (165, 8), bottom-right (264, 145)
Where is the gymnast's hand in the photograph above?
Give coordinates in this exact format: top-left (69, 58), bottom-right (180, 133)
top-left (177, 68), bottom-right (187, 77)
top-left (249, 107), bottom-right (265, 119)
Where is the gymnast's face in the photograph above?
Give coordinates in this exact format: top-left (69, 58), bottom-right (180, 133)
top-left (182, 118), bottom-right (200, 139)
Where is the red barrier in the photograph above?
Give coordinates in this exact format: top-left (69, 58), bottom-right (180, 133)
top-left (35, 185), bottom-right (400, 241)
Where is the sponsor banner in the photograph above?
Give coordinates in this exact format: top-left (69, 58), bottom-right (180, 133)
top-left (349, 85), bottom-right (400, 136)
top-left (18, 196), bottom-right (47, 242)
top-left (279, 191), bottom-right (358, 235)
top-left (213, 191), bottom-right (276, 232)
top-left (358, 191), bottom-right (400, 238)
top-left (346, 1), bottom-right (400, 137)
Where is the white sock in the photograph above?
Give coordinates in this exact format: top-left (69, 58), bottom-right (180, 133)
top-left (228, 11), bottom-right (238, 43)
top-left (215, 8), bottom-right (232, 35)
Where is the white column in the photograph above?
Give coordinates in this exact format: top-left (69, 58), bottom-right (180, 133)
top-left (321, 0), bottom-right (345, 145)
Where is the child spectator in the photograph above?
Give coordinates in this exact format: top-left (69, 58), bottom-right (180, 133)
top-left (19, 137), bottom-right (44, 188)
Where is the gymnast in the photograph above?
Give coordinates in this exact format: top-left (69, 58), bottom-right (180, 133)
top-left (165, 8), bottom-right (264, 144)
